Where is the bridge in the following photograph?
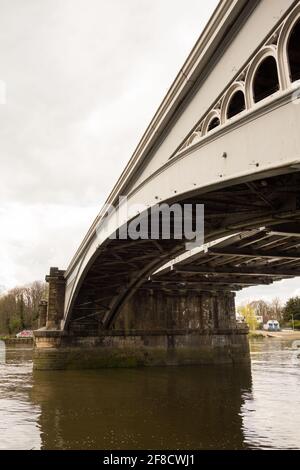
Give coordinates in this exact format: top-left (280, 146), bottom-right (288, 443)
top-left (34, 0), bottom-right (300, 369)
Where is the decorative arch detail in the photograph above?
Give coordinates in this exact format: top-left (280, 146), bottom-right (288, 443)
top-left (278, 4), bottom-right (300, 88)
top-left (245, 46), bottom-right (281, 107)
top-left (177, 3), bottom-right (300, 157)
top-left (202, 110), bottom-right (221, 135)
top-left (221, 82), bottom-right (246, 123)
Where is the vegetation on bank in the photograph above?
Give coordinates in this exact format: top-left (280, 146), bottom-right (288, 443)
top-left (238, 304), bottom-right (259, 330)
top-left (283, 297), bottom-right (300, 327)
top-left (248, 331), bottom-right (265, 338)
top-left (286, 320), bottom-right (300, 330)
top-left (0, 281), bottom-right (47, 336)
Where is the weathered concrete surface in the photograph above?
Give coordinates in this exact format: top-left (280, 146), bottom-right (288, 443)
top-left (45, 267), bottom-right (65, 330)
top-left (69, 290), bottom-right (237, 335)
top-left (34, 289), bottom-right (249, 370)
top-left (3, 338), bottom-right (33, 349)
top-left (38, 300), bottom-right (48, 329)
top-left (116, 290), bottom-right (237, 331)
top-left (33, 329), bottom-right (249, 370)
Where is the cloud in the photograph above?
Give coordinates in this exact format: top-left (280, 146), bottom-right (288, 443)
top-left (0, 0), bottom-right (219, 205)
top-left (236, 277), bottom-right (300, 306)
top-left (0, 202), bottom-right (99, 288)
top-left (0, 0), bottom-right (220, 287)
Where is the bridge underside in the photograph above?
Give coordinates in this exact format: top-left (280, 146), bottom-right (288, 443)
top-left (34, 171), bottom-right (300, 370)
top-left (68, 171), bottom-right (300, 330)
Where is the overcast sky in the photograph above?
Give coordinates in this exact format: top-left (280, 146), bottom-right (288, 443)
top-left (0, 0), bottom-right (299, 304)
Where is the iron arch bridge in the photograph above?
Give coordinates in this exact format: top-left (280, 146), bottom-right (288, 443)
top-left (34, 0), bottom-right (300, 369)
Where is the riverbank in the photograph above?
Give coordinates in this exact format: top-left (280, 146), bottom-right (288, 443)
top-left (0, 337), bottom-right (33, 348)
top-left (249, 329), bottom-right (300, 340)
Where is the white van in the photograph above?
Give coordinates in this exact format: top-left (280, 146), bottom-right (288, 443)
top-left (263, 320), bottom-right (280, 331)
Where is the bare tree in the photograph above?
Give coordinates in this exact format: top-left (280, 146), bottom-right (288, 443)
top-left (0, 281), bottom-right (47, 335)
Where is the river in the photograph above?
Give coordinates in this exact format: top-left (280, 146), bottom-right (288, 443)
top-left (0, 337), bottom-right (299, 450)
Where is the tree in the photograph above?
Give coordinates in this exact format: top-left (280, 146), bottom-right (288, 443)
top-left (0, 281), bottom-right (47, 336)
top-left (269, 298), bottom-right (283, 321)
top-left (238, 304), bottom-right (258, 331)
top-left (250, 299), bottom-right (269, 323)
top-left (9, 316), bottom-right (22, 335)
top-left (283, 296), bottom-right (300, 322)
top-left (250, 298), bottom-right (283, 323)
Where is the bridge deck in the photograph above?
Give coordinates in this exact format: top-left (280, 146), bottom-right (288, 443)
top-left (150, 226), bottom-right (300, 292)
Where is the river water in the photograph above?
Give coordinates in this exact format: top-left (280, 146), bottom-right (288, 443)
top-left (0, 338), bottom-right (299, 450)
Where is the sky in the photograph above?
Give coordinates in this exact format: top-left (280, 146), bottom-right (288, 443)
top-left (0, 0), bottom-right (299, 304)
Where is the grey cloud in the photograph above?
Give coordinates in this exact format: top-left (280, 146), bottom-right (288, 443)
top-left (0, 0), bottom-right (218, 207)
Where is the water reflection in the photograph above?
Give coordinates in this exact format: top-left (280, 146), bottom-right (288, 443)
top-left (0, 349), bottom-right (41, 450)
top-left (241, 338), bottom-right (300, 450)
top-left (31, 365), bottom-right (251, 450)
top-left (1, 338), bottom-right (300, 450)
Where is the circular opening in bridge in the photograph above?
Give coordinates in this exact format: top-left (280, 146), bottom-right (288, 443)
top-left (253, 56), bottom-right (280, 103)
top-left (227, 90), bottom-right (246, 119)
top-left (207, 117), bottom-right (220, 133)
top-left (287, 18), bottom-right (300, 82)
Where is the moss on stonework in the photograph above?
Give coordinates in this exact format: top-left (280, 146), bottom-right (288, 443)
top-left (33, 340), bottom-right (250, 370)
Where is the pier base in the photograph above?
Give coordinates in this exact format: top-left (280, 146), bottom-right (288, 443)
top-left (33, 328), bottom-right (249, 370)
top-left (34, 288), bottom-right (249, 370)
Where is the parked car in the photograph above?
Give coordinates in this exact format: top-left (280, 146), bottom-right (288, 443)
top-left (16, 330), bottom-right (33, 338)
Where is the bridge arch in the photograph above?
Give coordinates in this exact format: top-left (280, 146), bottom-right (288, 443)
top-left (221, 82), bottom-right (246, 123)
top-left (278, 4), bottom-right (300, 87)
top-left (54, 1), bottom-right (300, 333)
top-left (287, 18), bottom-right (300, 83)
top-left (202, 110), bottom-right (221, 135)
top-left (64, 169), bottom-right (300, 332)
top-left (245, 47), bottom-right (281, 106)
top-left (252, 55), bottom-right (280, 103)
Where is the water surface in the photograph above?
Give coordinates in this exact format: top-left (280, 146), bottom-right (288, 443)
top-left (0, 338), bottom-right (299, 450)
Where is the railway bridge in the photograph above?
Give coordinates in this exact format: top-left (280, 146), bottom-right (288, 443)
top-left (34, 0), bottom-right (300, 369)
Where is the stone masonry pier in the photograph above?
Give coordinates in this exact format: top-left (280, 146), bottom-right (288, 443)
top-left (34, 288), bottom-right (249, 370)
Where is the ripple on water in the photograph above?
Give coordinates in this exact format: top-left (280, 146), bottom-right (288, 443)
top-left (241, 339), bottom-right (300, 450)
top-left (0, 354), bottom-right (41, 450)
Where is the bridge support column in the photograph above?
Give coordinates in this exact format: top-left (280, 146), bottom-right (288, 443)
top-left (33, 289), bottom-right (249, 370)
top-left (38, 300), bottom-right (48, 329)
top-left (45, 267), bottom-right (66, 330)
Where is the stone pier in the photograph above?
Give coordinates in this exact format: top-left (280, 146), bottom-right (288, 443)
top-left (45, 267), bottom-right (66, 330)
top-left (34, 283), bottom-right (249, 370)
top-left (38, 300), bottom-right (48, 329)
